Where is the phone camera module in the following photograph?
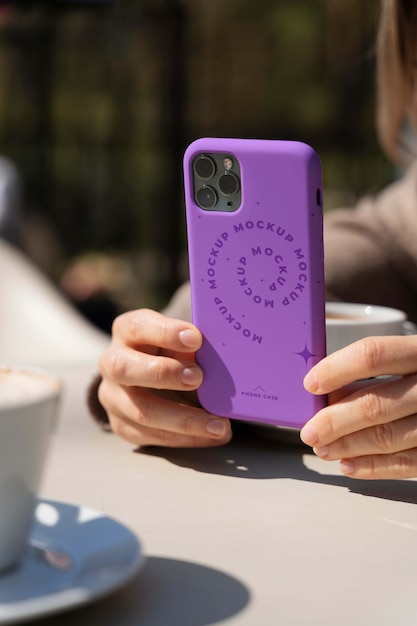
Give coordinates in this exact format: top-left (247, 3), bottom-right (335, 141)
top-left (218, 172), bottom-right (239, 196)
top-left (196, 185), bottom-right (217, 209)
top-left (193, 155), bottom-right (216, 180)
top-left (191, 151), bottom-right (241, 212)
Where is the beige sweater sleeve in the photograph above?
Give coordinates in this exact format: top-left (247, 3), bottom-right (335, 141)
top-left (161, 281), bottom-right (192, 321)
top-left (324, 163), bottom-right (417, 322)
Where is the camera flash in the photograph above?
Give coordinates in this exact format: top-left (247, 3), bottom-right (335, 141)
top-left (223, 157), bottom-right (233, 171)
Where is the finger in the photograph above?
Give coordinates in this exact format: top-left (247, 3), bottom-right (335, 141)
top-left (301, 375), bottom-right (417, 447)
top-left (338, 448), bottom-right (417, 480)
top-left (313, 413), bottom-right (417, 461)
top-left (108, 414), bottom-right (232, 448)
top-left (304, 335), bottom-right (417, 395)
top-left (99, 345), bottom-right (203, 390)
top-left (301, 374), bottom-right (417, 447)
top-left (326, 376), bottom-right (400, 404)
top-left (113, 309), bottom-right (202, 353)
top-left (99, 381), bottom-right (232, 447)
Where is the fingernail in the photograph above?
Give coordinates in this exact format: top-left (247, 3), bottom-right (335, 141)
top-left (313, 445), bottom-right (328, 458)
top-left (181, 366), bottom-right (201, 386)
top-left (179, 329), bottom-right (199, 349)
top-left (206, 419), bottom-right (227, 437)
top-left (340, 459), bottom-right (355, 475)
top-left (304, 370), bottom-right (319, 392)
top-left (300, 422), bottom-right (318, 446)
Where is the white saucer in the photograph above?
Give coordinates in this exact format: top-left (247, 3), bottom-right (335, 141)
top-left (0, 499), bottom-right (144, 625)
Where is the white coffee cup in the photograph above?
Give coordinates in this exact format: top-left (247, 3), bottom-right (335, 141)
top-left (0, 365), bottom-right (62, 573)
top-left (326, 302), bottom-right (407, 354)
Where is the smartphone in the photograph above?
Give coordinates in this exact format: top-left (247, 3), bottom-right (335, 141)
top-left (184, 137), bottom-right (326, 429)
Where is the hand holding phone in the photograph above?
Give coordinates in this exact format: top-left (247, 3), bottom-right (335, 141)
top-left (184, 137), bottom-right (326, 429)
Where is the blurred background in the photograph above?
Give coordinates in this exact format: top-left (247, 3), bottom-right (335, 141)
top-left (0, 0), bottom-right (393, 332)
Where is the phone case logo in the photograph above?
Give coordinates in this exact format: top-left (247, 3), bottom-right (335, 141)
top-left (203, 217), bottom-right (310, 343)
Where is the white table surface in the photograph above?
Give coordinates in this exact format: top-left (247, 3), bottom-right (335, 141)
top-left (36, 361), bottom-right (417, 626)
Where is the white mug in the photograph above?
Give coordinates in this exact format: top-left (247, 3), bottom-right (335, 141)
top-left (0, 365), bottom-right (62, 573)
top-left (326, 302), bottom-right (407, 354)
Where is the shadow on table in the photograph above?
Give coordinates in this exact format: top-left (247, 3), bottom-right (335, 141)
top-left (140, 423), bottom-right (417, 506)
top-left (41, 556), bottom-right (250, 626)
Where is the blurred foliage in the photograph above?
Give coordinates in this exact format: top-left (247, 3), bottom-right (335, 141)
top-left (0, 0), bottom-right (394, 314)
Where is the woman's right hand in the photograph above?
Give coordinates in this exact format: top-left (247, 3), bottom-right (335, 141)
top-left (98, 309), bottom-right (232, 448)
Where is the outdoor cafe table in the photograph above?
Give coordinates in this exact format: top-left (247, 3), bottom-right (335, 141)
top-left (35, 361), bottom-right (417, 626)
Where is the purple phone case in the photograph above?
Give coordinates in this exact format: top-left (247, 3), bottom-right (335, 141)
top-left (184, 138), bottom-right (326, 428)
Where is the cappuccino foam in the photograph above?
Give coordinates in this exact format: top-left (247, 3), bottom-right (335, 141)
top-left (0, 368), bottom-right (58, 409)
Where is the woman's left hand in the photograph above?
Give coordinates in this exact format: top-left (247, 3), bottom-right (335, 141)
top-left (300, 335), bottom-right (417, 479)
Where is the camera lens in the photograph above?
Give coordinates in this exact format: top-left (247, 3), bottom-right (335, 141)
top-left (193, 155), bottom-right (216, 180)
top-left (196, 185), bottom-right (217, 209)
top-left (218, 172), bottom-right (239, 196)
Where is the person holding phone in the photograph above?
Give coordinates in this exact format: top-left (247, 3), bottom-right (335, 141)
top-left (90, 0), bottom-right (417, 480)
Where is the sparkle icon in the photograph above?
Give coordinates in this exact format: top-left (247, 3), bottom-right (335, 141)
top-left (295, 341), bottom-right (316, 367)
